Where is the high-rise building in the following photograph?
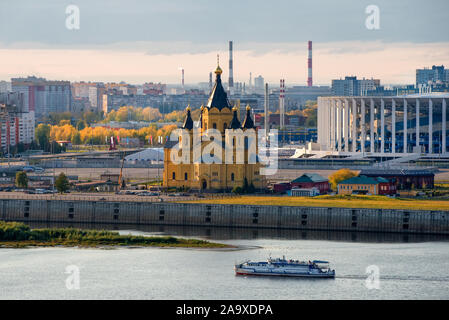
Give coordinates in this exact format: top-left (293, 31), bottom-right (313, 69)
top-left (0, 81), bottom-right (11, 93)
top-left (254, 75), bottom-right (264, 91)
top-left (88, 86), bottom-right (98, 109)
top-left (416, 65), bottom-right (448, 87)
top-left (0, 92), bottom-right (35, 151)
top-left (11, 76), bottom-right (71, 118)
top-left (331, 76), bottom-right (380, 96)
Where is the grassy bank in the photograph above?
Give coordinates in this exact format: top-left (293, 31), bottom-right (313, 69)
top-left (184, 195), bottom-right (449, 211)
top-left (0, 221), bottom-right (231, 249)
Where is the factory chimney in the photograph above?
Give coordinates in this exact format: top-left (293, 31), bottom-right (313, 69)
top-left (280, 79), bottom-right (285, 129)
top-left (209, 72), bottom-right (212, 90)
top-left (307, 41), bottom-right (312, 87)
top-left (264, 83), bottom-right (269, 138)
top-left (229, 41), bottom-right (234, 94)
top-left (181, 68), bottom-right (185, 88)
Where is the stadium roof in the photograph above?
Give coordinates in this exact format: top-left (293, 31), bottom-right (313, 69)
top-left (125, 148), bottom-right (163, 161)
top-left (360, 169), bottom-right (434, 177)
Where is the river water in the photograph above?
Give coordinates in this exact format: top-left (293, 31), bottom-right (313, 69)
top-left (1, 223), bottom-right (449, 300)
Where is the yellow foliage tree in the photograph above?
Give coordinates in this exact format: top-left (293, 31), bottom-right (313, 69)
top-left (45, 122), bottom-right (177, 147)
top-left (328, 169), bottom-right (358, 190)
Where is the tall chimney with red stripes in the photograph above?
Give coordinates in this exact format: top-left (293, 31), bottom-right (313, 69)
top-left (307, 41), bottom-right (312, 87)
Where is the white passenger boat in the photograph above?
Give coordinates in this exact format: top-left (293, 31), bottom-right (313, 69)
top-left (234, 256), bottom-right (335, 278)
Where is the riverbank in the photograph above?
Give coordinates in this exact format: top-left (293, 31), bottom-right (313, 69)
top-left (0, 221), bottom-right (232, 249)
top-left (185, 195), bottom-right (449, 211)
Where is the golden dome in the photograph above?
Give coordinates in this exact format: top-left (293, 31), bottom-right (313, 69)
top-left (232, 105), bottom-right (238, 111)
top-left (246, 104), bottom-right (251, 111)
top-left (215, 65), bottom-right (222, 75)
top-left (186, 105), bottom-right (191, 111)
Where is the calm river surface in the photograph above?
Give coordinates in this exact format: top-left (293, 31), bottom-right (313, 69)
top-left (1, 223), bottom-right (449, 300)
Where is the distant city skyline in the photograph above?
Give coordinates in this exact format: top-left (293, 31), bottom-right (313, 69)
top-left (1, 0), bottom-right (448, 85)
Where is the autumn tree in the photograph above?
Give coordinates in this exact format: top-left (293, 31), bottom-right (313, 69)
top-left (303, 104), bottom-right (317, 127)
top-left (164, 110), bottom-right (184, 122)
top-left (328, 169), bottom-right (358, 190)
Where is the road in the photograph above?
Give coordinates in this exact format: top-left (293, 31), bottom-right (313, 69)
top-left (28, 167), bottom-right (449, 183)
top-left (0, 191), bottom-right (238, 203)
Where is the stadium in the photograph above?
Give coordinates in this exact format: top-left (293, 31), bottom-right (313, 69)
top-left (315, 93), bottom-right (448, 159)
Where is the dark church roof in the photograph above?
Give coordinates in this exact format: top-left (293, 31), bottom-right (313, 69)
top-left (229, 107), bottom-right (241, 129)
top-left (206, 65), bottom-right (232, 110)
top-left (241, 105), bottom-right (255, 129)
top-left (182, 107), bottom-right (193, 130)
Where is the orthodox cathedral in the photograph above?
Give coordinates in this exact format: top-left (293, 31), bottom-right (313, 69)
top-left (163, 60), bottom-right (265, 191)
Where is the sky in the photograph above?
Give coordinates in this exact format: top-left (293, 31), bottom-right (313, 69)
top-left (1, 0), bottom-right (449, 85)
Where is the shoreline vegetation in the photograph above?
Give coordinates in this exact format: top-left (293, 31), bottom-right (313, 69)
top-left (184, 195), bottom-right (449, 211)
top-left (0, 221), bottom-right (232, 249)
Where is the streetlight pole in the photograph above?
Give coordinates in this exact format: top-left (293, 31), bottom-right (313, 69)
top-left (52, 141), bottom-right (55, 194)
top-left (7, 113), bottom-right (10, 170)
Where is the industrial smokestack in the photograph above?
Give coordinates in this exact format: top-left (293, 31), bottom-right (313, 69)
top-left (182, 68), bottom-right (185, 88)
top-left (280, 79), bottom-right (285, 129)
top-left (265, 83), bottom-right (269, 138)
top-left (307, 41), bottom-right (312, 87)
top-left (209, 72), bottom-right (212, 90)
top-left (229, 41), bottom-right (234, 93)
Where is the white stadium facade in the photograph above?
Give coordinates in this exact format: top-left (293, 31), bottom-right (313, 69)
top-left (316, 93), bottom-right (449, 158)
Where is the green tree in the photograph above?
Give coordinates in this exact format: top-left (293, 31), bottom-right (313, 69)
top-left (50, 141), bottom-right (65, 154)
top-left (76, 120), bottom-right (87, 131)
top-left (71, 131), bottom-right (82, 145)
top-left (232, 186), bottom-right (243, 194)
top-left (15, 171), bottom-right (28, 188)
top-left (35, 124), bottom-right (51, 151)
top-left (55, 172), bottom-right (70, 194)
top-left (83, 111), bottom-right (104, 124)
top-left (303, 104), bottom-right (317, 127)
top-left (48, 112), bottom-right (72, 125)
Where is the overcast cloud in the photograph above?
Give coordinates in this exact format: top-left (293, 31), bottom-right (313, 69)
top-left (1, 0), bottom-right (449, 51)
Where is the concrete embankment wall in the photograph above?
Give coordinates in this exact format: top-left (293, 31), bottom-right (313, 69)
top-left (1, 199), bottom-right (448, 235)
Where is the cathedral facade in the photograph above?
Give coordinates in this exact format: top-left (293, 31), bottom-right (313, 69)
top-left (162, 63), bottom-right (265, 191)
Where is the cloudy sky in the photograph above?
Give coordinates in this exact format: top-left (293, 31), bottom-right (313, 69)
top-left (1, 0), bottom-right (448, 85)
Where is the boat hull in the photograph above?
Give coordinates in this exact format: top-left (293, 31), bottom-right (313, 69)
top-left (235, 268), bottom-right (335, 278)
